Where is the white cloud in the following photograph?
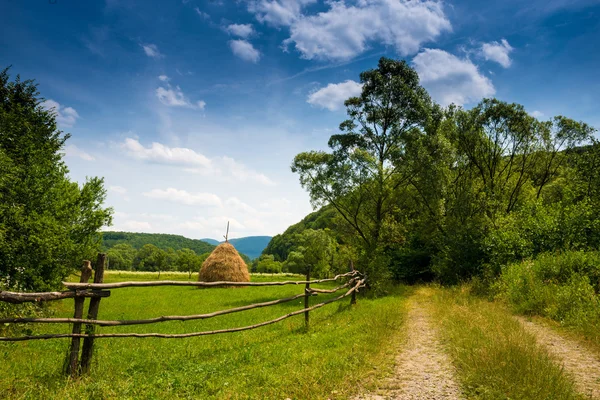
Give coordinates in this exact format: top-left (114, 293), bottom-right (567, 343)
top-left (307, 80), bottom-right (363, 111)
top-left (63, 144), bottom-right (94, 161)
top-left (229, 40), bottom-right (261, 63)
top-left (412, 48), bottom-right (495, 106)
top-left (481, 39), bottom-right (514, 68)
top-left (225, 197), bottom-right (258, 214)
top-left (283, 0), bottom-right (451, 61)
top-left (248, 0), bottom-right (316, 26)
top-left (158, 75), bottom-right (170, 82)
top-left (121, 138), bottom-right (211, 167)
top-left (120, 220), bottom-right (153, 231)
top-left (143, 188), bottom-right (223, 207)
top-left (120, 138), bottom-right (275, 185)
top-left (219, 156), bottom-right (276, 186)
top-left (156, 85), bottom-right (206, 110)
top-left (109, 185), bottom-right (128, 195)
top-left (194, 7), bottom-right (210, 19)
top-left (531, 110), bottom-right (545, 119)
top-left (42, 99), bottom-right (80, 128)
top-left (226, 23), bottom-right (255, 38)
top-left (141, 43), bottom-right (163, 58)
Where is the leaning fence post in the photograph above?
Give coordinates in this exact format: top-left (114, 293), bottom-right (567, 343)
top-left (80, 253), bottom-right (106, 374)
top-left (304, 266), bottom-right (310, 330)
top-left (66, 260), bottom-right (93, 377)
top-left (349, 260), bottom-right (357, 306)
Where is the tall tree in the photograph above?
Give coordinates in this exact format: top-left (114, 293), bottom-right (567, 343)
top-left (292, 57), bottom-right (432, 256)
top-left (0, 68), bottom-right (112, 291)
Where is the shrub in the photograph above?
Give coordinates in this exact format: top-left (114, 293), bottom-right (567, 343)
top-left (496, 250), bottom-right (600, 340)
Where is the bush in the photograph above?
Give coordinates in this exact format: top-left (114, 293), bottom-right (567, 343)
top-left (496, 250), bottom-right (600, 340)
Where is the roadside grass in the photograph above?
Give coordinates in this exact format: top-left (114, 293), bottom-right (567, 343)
top-left (427, 286), bottom-right (583, 400)
top-left (1, 271), bottom-right (409, 399)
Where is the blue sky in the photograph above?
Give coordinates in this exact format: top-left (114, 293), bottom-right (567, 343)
top-left (1, 0), bottom-right (599, 239)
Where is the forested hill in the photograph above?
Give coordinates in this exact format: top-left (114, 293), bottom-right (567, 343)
top-left (102, 232), bottom-right (216, 255)
top-left (200, 236), bottom-right (273, 260)
top-left (262, 206), bottom-right (341, 261)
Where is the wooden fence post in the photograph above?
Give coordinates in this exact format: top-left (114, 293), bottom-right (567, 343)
top-left (80, 253), bottom-right (106, 374)
top-left (304, 266), bottom-right (310, 330)
top-left (66, 260), bottom-right (93, 377)
top-left (350, 260), bottom-right (357, 306)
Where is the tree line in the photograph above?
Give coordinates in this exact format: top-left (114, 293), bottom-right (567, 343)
top-left (261, 57), bottom-right (598, 291)
top-left (107, 243), bottom-right (210, 277)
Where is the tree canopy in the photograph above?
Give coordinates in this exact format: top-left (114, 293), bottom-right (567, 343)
top-left (0, 68), bottom-right (112, 291)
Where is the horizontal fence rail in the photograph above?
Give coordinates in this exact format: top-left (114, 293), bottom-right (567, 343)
top-left (0, 289), bottom-right (110, 304)
top-left (0, 255), bottom-right (366, 377)
top-left (1, 278), bottom-right (365, 342)
top-left (61, 271), bottom-right (357, 290)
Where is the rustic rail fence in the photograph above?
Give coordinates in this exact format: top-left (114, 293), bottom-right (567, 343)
top-left (0, 254), bottom-right (366, 377)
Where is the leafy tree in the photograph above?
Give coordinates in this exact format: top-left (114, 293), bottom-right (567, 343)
top-left (107, 243), bottom-right (136, 270)
top-left (293, 58), bottom-right (431, 251)
top-left (292, 57), bottom-right (433, 285)
top-left (283, 229), bottom-right (336, 278)
top-left (133, 244), bottom-right (165, 272)
top-left (176, 248), bottom-right (203, 278)
top-left (252, 254), bottom-right (283, 274)
top-left (0, 68), bottom-right (112, 291)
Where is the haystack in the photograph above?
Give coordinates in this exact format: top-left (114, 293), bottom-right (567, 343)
top-left (199, 242), bottom-right (250, 283)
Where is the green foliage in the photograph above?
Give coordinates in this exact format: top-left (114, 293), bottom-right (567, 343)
top-left (175, 248), bottom-right (206, 277)
top-left (263, 206), bottom-right (340, 262)
top-left (133, 244), bottom-right (166, 272)
top-left (431, 287), bottom-right (582, 400)
top-left (1, 272), bottom-right (410, 399)
top-left (251, 254), bottom-right (283, 273)
top-left (0, 67), bottom-right (112, 291)
top-left (282, 229), bottom-right (336, 278)
top-left (106, 243), bottom-right (136, 270)
top-left (291, 57), bottom-right (433, 288)
top-left (497, 251), bottom-right (600, 321)
top-left (102, 231), bottom-right (215, 255)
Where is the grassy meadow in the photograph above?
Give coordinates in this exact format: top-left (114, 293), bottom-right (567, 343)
top-left (429, 286), bottom-right (584, 400)
top-left (1, 271), bottom-right (410, 399)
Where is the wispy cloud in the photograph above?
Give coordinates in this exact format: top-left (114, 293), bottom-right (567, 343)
top-left (120, 138), bottom-right (275, 185)
top-left (229, 39), bottom-right (261, 63)
top-left (41, 99), bottom-right (80, 128)
top-left (226, 23), bottom-right (255, 38)
top-left (307, 80), bottom-right (363, 111)
top-left (281, 0), bottom-right (451, 61)
top-left (143, 188), bottom-right (223, 207)
top-left (413, 48), bottom-right (495, 106)
top-left (156, 84), bottom-right (206, 110)
top-left (141, 43), bottom-right (164, 58)
top-left (481, 39), bottom-right (514, 68)
top-left (63, 144), bottom-right (94, 161)
top-left (194, 7), bottom-right (210, 19)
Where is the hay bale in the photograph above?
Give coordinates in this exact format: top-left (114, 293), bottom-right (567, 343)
top-left (199, 242), bottom-right (250, 283)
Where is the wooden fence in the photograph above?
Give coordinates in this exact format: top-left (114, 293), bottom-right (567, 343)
top-left (0, 254), bottom-right (366, 377)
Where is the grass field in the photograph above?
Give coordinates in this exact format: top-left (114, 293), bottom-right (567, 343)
top-left (429, 286), bottom-right (584, 400)
top-left (1, 271), bottom-right (410, 399)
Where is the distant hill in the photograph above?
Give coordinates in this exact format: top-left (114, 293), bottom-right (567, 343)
top-left (102, 232), bottom-right (216, 255)
top-left (200, 236), bottom-right (273, 260)
top-left (263, 206), bottom-right (341, 261)
top-left (200, 238), bottom-right (220, 246)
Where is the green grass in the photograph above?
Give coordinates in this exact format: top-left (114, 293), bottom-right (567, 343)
top-left (1, 272), bottom-right (409, 399)
top-left (427, 286), bottom-right (583, 400)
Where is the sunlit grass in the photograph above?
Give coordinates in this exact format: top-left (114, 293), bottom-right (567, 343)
top-left (1, 271), bottom-right (409, 399)
top-left (428, 286), bottom-right (583, 400)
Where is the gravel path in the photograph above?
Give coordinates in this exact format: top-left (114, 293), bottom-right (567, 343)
top-left (517, 317), bottom-right (600, 399)
top-left (356, 289), bottom-right (463, 399)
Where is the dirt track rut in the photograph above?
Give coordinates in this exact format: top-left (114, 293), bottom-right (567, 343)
top-left (356, 290), bottom-right (463, 400)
